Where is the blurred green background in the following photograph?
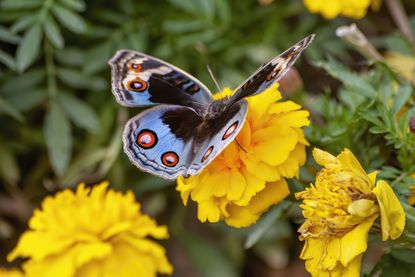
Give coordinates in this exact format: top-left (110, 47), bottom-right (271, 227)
top-left (1, 0), bottom-right (415, 276)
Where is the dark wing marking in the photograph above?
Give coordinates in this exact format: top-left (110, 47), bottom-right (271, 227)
top-left (108, 50), bottom-right (213, 110)
top-left (229, 34), bottom-right (314, 103)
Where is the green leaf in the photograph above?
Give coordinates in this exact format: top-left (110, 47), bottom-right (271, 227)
top-left (0, 49), bottom-right (16, 70)
top-left (57, 92), bottom-right (100, 133)
top-left (52, 4), bottom-right (87, 34)
top-left (15, 24), bottom-right (42, 72)
top-left (43, 15), bottom-right (64, 49)
top-left (1, 0), bottom-right (43, 10)
top-left (44, 101), bottom-right (72, 176)
top-left (182, 232), bottom-right (238, 277)
top-left (56, 67), bottom-right (106, 91)
top-left (0, 26), bottom-right (20, 44)
top-left (392, 84), bottom-right (412, 114)
top-left (0, 144), bottom-right (20, 185)
top-left (58, 0), bottom-right (86, 12)
top-left (0, 97), bottom-right (24, 122)
top-left (10, 14), bottom-right (37, 33)
top-left (55, 47), bottom-right (84, 66)
top-left (5, 88), bottom-right (47, 112)
top-left (316, 57), bottom-right (377, 98)
top-left (245, 201), bottom-right (291, 249)
top-left (1, 68), bottom-right (45, 95)
top-left (83, 41), bottom-right (112, 74)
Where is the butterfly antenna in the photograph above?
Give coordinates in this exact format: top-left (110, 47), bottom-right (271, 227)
top-left (206, 64), bottom-right (221, 92)
top-left (235, 138), bottom-right (247, 153)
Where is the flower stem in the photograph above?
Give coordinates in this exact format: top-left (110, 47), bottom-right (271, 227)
top-left (44, 41), bottom-right (57, 98)
top-left (336, 24), bottom-right (384, 61)
top-left (385, 0), bottom-right (415, 44)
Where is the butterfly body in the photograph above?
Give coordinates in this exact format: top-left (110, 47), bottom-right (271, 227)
top-left (109, 35), bottom-right (314, 180)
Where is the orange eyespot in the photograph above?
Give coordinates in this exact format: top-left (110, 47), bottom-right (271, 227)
top-left (137, 129), bottom-right (157, 149)
top-left (161, 152), bottom-right (179, 167)
top-left (127, 78), bottom-right (148, 92)
top-left (128, 63), bottom-right (142, 72)
top-left (267, 67), bottom-right (283, 81)
top-left (201, 146), bottom-right (214, 162)
top-left (222, 121), bottom-right (238, 140)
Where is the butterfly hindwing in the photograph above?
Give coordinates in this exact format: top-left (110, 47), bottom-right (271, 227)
top-left (187, 100), bottom-right (248, 176)
top-left (230, 34), bottom-right (315, 103)
top-left (123, 105), bottom-right (204, 180)
top-left (123, 101), bottom-right (248, 180)
top-left (109, 50), bottom-right (213, 109)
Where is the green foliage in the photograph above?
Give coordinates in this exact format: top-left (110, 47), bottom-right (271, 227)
top-left (1, 0), bottom-right (415, 275)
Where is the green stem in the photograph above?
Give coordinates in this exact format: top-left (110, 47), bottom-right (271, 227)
top-left (45, 41), bottom-right (57, 98)
top-left (385, 0), bottom-right (415, 44)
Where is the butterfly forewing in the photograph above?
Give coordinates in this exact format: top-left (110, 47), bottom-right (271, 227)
top-left (111, 34), bottom-right (314, 180)
top-left (109, 50), bottom-right (213, 110)
top-left (230, 34), bottom-right (315, 103)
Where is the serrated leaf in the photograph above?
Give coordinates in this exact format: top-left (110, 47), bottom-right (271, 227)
top-left (52, 4), bottom-right (86, 34)
top-left (392, 84), bottom-right (413, 114)
top-left (44, 101), bottom-right (72, 176)
top-left (57, 92), bottom-right (100, 133)
top-left (15, 24), bottom-right (42, 72)
top-left (182, 232), bottom-right (238, 277)
top-left (58, 0), bottom-right (86, 12)
top-left (0, 49), bottom-right (16, 70)
top-left (43, 15), bottom-right (64, 49)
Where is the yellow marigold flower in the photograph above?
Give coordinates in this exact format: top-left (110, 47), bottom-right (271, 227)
top-left (7, 182), bottom-right (173, 277)
top-left (296, 148), bottom-right (405, 277)
top-left (406, 172), bottom-right (415, 205)
top-left (0, 268), bottom-right (24, 277)
top-left (177, 83), bottom-right (310, 228)
top-left (303, 0), bottom-right (381, 19)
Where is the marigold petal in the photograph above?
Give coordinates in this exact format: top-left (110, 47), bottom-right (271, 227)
top-left (372, 180), bottom-right (405, 240)
top-left (268, 100), bottom-right (301, 114)
top-left (7, 232), bottom-right (73, 261)
top-left (234, 167), bottom-right (266, 206)
top-left (337, 149), bottom-right (370, 184)
top-left (339, 214), bottom-right (377, 266)
top-left (312, 148), bottom-right (339, 168)
top-left (225, 180), bottom-right (289, 228)
top-left (198, 199), bottom-right (221, 223)
top-left (228, 168), bottom-right (246, 200)
top-left (253, 127), bottom-right (298, 166)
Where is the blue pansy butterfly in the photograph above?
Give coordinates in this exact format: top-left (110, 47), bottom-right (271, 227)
top-left (109, 34), bottom-right (314, 180)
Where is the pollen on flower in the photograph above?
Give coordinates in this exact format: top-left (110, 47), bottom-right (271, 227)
top-left (177, 83), bottom-right (310, 228)
top-left (7, 181), bottom-right (173, 277)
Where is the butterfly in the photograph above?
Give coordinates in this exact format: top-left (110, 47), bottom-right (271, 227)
top-left (108, 34), bottom-right (314, 180)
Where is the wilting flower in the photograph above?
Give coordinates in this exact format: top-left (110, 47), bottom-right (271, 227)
top-left (303, 0), bottom-right (381, 19)
top-left (0, 268), bottom-right (24, 277)
top-left (296, 148), bottom-right (405, 276)
top-left (177, 83), bottom-right (310, 228)
top-left (8, 182), bottom-right (173, 277)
